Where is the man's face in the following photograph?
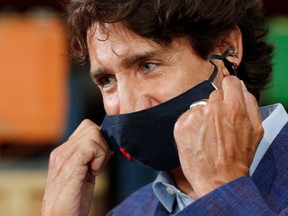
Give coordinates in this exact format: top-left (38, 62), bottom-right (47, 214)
top-left (88, 23), bottom-right (220, 115)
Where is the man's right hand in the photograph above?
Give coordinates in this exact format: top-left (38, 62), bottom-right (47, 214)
top-left (41, 119), bottom-right (112, 216)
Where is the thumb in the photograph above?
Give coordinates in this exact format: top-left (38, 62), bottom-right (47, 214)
top-left (89, 151), bottom-right (114, 176)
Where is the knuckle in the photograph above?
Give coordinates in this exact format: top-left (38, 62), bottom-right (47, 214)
top-left (256, 124), bottom-right (264, 139)
top-left (174, 110), bottom-right (201, 138)
top-left (204, 102), bottom-right (216, 116)
top-left (50, 148), bottom-right (59, 161)
top-left (174, 119), bottom-right (183, 137)
top-left (174, 112), bottom-right (191, 133)
top-left (245, 92), bottom-right (258, 104)
top-left (81, 119), bottom-right (94, 128)
top-left (82, 119), bottom-right (100, 132)
top-left (224, 75), bottom-right (239, 84)
top-left (49, 147), bottom-right (62, 166)
top-left (209, 89), bottom-right (223, 99)
top-left (250, 94), bottom-right (257, 104)
top-left (215, 159), bottom-right (225, 169)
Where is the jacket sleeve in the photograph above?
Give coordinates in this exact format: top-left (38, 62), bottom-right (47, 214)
top-left (177, 176), bottom-right (288, 216)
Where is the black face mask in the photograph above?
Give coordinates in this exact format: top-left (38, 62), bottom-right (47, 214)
top-left (100, 49), bottom-right (236, 171)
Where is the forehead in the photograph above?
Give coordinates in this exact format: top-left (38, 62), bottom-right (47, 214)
top-left (88, 22), bottom-right (134, 42)
top-left (87, 22), bottom-right (162, 57)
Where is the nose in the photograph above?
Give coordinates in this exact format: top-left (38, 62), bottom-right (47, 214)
top-left (117, 78), bottom-right (153, 114)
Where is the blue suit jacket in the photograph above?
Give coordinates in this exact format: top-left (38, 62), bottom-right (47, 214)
top-left (107, 122), bottom-right (288, 215)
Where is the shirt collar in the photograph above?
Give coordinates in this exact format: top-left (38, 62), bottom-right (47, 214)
top-left (153, 103), bottom-right (288, 214)
top-left (152, 172), bottom-right (176, 213)
top-left (261, 103), bottom-right (288, 143)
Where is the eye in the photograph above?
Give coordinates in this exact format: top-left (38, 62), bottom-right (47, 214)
top-left (141, 63), bottom-right (157, 73)
top-left (96, 75), bottom-right (116, 88)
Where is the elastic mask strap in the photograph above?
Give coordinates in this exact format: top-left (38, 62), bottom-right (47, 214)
top-left (208, 47), bottom-right (238, 82)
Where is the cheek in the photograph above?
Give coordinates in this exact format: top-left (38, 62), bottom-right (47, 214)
top-left (102, 94), bottom-right (119, 115)
top-left (164, 73), bottom-right (196, 97)
top-left (142, 75), bottom-right (182, 104)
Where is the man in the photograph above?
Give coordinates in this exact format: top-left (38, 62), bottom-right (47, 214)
top-left (41, 0), bottom-right (288, 215)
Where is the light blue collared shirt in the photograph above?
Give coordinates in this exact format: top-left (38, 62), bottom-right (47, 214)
top-left (152, 104), bottom-right (288, 215)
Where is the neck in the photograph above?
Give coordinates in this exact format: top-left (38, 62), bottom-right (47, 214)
top-left (170, 167), bottom-right (198, 200)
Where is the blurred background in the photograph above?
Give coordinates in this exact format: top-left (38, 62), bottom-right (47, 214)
top-left (0, 0), bottom-right (287, 216)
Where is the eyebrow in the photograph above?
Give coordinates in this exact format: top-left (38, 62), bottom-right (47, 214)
top-left (120, 50), bottom-right (162, 68)
top-left (90, 49), bottom-right (164, 79)
top-left (90, 67), bottom-right (109, 82)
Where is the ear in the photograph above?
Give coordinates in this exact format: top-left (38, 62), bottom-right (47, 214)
top-left (218, 26), bottom-right (243, 76)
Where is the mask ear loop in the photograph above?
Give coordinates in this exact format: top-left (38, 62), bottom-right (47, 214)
top-left (207, 47), bottom-right (238, 82)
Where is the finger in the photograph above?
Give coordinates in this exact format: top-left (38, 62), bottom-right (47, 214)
top-left (69, 119), bottom-right (97, 140)
top-left (241, 81), bottom-right (263, 132)
top-left (69, 120), bottom-right (111, 161)
top-left (50, 121), bottom-right (110, 177)
top-left (89, 153), bottom-right (109, 176)
top-left (208, 89), bottom-right (223, 102)
top-left (222, 76), bottom-right (246, 110)
top-left (74, 139), bottom-right (110, 176)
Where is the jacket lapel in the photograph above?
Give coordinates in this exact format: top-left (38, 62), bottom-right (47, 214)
top-left (252, 122), bottom-right (288, 213)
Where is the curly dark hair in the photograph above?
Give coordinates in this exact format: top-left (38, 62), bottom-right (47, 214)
top-left (64, 0), bottom-right (273, 100)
